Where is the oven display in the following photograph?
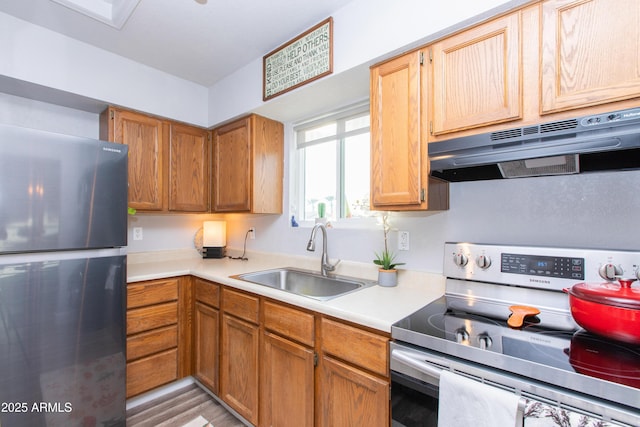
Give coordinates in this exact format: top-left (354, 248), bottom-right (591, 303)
top-left (501, 253), bottom-right (585, 279)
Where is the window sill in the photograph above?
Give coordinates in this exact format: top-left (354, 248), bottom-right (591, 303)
top-left (292, 216), bottom-right (379, 230)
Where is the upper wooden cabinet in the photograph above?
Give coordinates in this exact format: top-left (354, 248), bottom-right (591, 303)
top-left (169, 123), bottom-right (210, 212)
top-left (212, 114), bottom-right (283, 213)
top-left (370, 51), bottom-right (449, 211)
top-left (102, 108), bottom-right (166, 211)
top-left (430, 11), bottom-right (522, 135)
top-left (101, 107), bottom-right (210, 213)
top-left (540, 0), bottom-right (640, 114)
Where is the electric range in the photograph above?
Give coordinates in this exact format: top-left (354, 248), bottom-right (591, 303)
top-left (391, 242), bottom-right (640, 424)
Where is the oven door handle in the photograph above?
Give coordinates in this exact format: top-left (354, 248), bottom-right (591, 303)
top-left (391, 348), bottom-right (445, 380)
top-left (391, 348), bottom-right (526, 427)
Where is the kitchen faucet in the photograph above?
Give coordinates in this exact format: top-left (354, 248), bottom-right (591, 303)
top-left (306, 223), bottom-right (340, 276)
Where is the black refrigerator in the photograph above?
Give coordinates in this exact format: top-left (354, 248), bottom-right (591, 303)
top-left (0, 123), bottom-right (128, 427)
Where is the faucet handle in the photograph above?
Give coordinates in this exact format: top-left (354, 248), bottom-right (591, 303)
top-left (324, 259), bottom-right (341, 272)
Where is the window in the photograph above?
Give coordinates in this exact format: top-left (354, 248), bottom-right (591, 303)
top-left (293, 104), bottom-right (371, 222)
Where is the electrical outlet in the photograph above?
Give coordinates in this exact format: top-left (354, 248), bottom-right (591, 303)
top-left (133, 227), bottom-right (143, 241)
top-left (248, 227), bottom-right (255, 239)
top-left (398, 231), bottom-right (409, 251)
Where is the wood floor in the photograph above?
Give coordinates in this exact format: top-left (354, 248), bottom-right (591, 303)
top-left (127, 383), bottom-right (247, 427)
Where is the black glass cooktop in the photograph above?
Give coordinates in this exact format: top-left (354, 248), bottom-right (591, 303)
top-left (392, 297), bottom-right (640, 391)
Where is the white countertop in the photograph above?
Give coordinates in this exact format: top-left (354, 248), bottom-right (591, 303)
top-left (127, 249), bottom-right (445, 333)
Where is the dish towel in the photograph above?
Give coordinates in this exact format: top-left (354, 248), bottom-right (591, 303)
top-left (438, 370), bottom-right (521, 427)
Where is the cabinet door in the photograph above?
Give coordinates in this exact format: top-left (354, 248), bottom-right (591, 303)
top-left (261, 332), bottom-right (314, 427)
top-left (213, 117), bottom-right (252, 212)
top-left (221, 314), bottom-right (259, 425)
top-left (541, 0), bottom-right (640, 113)
top-left (113, 109), bottom-right (166, 211)
top-left (169, 124), bottom-right (210, 212)
top-left (370, 51), bottom-right (426, 209)
top-left (194, 302), bottom-right (219, 394)
top-left (431, 12), bottom-right (521, 134)
top-left (319, 356), bottom-right (389, 427)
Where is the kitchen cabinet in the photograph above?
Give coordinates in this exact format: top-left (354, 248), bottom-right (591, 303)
top-left (212, 114), bottom-right (283, 213)
top-left (193, 278), bottom-right (220, 394)
top-left (100, 107), bottom-right (210, 213)
top-left (126, 277), bottom-right (182, 398)
top-left (261, 301), bottom-right (315, 427)
top-left (102, 107), bottom-right (167, 211)
top-left (370, 51), bottom-right (449, 211)
top-left (169, 123), bottom-right (210, 212)
top-left (429, 11), bottom-right (521, 135)
top-left (540, 0), bottom-right (640, 114)
top-left (220, 288), bottom-right (260, 425)
top-left (124, 275), bottom-right (394, 426)
top-left (318, 317), bottom-right (390, 427)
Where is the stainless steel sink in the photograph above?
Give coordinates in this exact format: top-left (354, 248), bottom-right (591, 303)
top-left (231, 267), bottom-right (376, 301)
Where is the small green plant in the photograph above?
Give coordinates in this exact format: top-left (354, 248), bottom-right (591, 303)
top-left (374, 249), bottom-right (404, 270)
top-left (373, 213), bottom-right (405, 271)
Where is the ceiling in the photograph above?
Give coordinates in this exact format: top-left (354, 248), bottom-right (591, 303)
top-left (0, 0), bottom-right (354, 87)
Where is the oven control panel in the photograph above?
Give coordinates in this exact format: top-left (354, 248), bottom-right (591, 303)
top-left (501, 253), bottom-right (584, 280)
top-left (444, 242), bottom-right (640, 291)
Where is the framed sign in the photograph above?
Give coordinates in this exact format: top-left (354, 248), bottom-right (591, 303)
top-left (263, 17), bottom-right (333, 101)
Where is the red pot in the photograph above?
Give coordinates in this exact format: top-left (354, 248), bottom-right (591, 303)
top-left (564, 278), bottom-right (640, 345)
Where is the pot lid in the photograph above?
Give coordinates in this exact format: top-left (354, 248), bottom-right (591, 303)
top-left (567, 278), bottom-right (640, 310)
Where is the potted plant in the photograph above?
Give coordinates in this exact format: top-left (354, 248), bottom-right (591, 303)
top-left (373, 213), bottom-right (404, 287)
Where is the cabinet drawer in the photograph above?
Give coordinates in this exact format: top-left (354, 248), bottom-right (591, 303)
top-left (127, 302), bottom-right (178, 335)
top-left (321, 318), bottom-right (389, 377)
top-left (223, 288), bottom-right (259, 324)
top-left (127, 278), bottom-right (178, 309)
top-left (126, 349), bottom-right (177, 398)
top-left (194, 278), bottom-right (220, 308)
top-left (264, 300), bottom-right (314, 347)
top-left (127, 325), bottom-right (178, 361)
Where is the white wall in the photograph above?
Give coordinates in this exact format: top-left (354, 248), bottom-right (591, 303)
top-left (0, 12), bottom-right (208, 126)
top-left (208, 0), bottom-right (523, 125)
top-left (0, 92), bottom-right (98, 137)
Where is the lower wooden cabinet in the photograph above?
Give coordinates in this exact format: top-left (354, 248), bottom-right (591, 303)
top-left (193, 278), bottom-right (221, 394)
top-left (261, 300), bottom-right (316, 427)
top-left (261, 332), bottom-right (315, 427)
top-left (127, 278), bottom-right (391, 426)
top-left (220, 288), bottom-right (260, 426)
top-left (127, 349), bottom-right (178, 398)
top-left (194, 302), bottom-right (219, 393)
top-left (318, 317), bottom-right (390, 427)
top-left (319, 355), bottom-right (389, 427)
top-left (126, 278), bottom-right (182, 398)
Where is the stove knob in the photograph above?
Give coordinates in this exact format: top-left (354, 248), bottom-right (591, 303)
top-left (455, 328), bottom-right (469, 344)
top-left (475, 255), bottom-right (492, 269)
top-left (478, 334), bottom-right (493, 350)
top-left (599, 263), bottom-right (623, 280)
top-left (453, 253), bottom-right (468, 267)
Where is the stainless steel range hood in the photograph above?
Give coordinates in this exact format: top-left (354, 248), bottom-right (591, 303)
top-left (429, 107), bottom-right (640, 182)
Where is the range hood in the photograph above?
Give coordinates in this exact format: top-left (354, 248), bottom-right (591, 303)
top-left (429, 107), bottom-right (640, 182)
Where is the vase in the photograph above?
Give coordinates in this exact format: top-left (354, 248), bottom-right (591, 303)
top-left (377, 269), bottom-right (397, 287)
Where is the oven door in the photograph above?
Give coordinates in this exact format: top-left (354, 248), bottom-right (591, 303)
top-left (390, 343), bottom-right (525, 427)
top-left (390, 342), bottom-right (639, 427)
top-left (391, 370), bottom-right (439, 427)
